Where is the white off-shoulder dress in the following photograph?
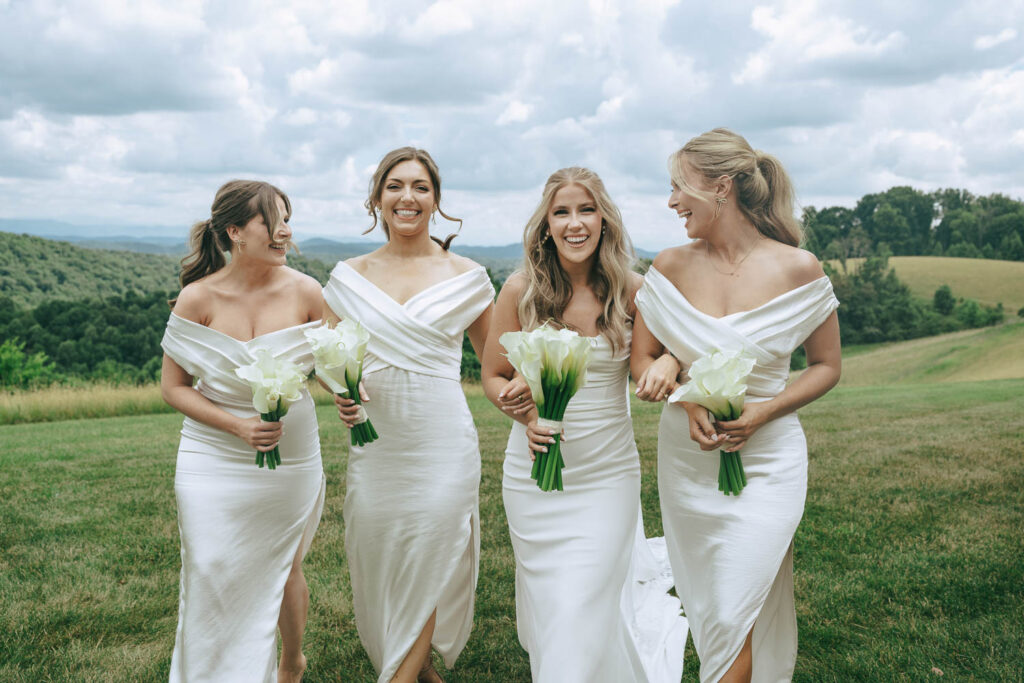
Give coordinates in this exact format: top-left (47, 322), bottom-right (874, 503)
top-left (635, 267), bottom-right (838, 683)
top-left (161, 314), bottom-right (325, 683)
top-left (503, 332), bottom-right (689, 683)
top-left (323, 262), bottom-right (494, 683)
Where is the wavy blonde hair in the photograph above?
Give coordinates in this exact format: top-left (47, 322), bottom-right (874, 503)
top-left (518, 167), bottom-right (635, 352)
top-left (670, 128), bottom-right (802, 246)
top-left (363, 146), bottom-right (461, 250)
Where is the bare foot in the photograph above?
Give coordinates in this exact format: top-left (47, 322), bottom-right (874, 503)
top-left (278, 653), bottom-right (307, 683)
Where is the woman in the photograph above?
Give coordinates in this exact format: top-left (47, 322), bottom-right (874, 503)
top-left (322, 147), bottom-right (494, 683)
top-left (633, 128), bottom-right (842, 682)
top-left (481, 167), bottom-right (688, 682)
top-left (160, 180), bottom-right (325, 683)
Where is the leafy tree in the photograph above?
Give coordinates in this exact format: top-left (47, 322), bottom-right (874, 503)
top-left (933, 285), bottom-right (955, 316)
top-left (0, 338), bottom-right (55, 389)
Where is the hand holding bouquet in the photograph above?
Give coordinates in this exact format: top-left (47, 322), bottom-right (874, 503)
top-left (500, 325), bottom-right (593, 492)
top-left (669, 348), bottom-right (756, 495)
top-left (234, 348), bottom-right (306, 469)
top-left (304, 319), bottom-right (378, 447)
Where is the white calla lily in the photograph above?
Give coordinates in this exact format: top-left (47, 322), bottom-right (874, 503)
top-left (499, 323), bottom-right (594, 491)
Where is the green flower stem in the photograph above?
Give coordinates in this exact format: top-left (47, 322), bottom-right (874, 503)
top-left (259, 409), bottom-right (281, 470)
top-left (343, 377), bottom-right (378, 447)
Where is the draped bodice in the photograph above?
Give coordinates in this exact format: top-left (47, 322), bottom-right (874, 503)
top-left (161, 313), bottom-right (319, 411)
top-left (635, 266), bottom-right (839, 398)
top-left (570, 332), bottom-right (631, 406)
top-left (323, 261), bottom-right (495, 382)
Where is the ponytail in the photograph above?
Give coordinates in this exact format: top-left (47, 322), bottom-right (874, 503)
top-left (672, 128), bottom-right (803, 247)
top-left (179, 219), bottom-right (228, 287)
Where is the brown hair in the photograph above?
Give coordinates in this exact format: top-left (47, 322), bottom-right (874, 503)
top-left (670, 128), bottom-right (802, 246)
top-left (363, 147), bottom-right (461, 250)
top-left (518, 167), bottom-right (635, 352)
top-left (172, 180), bottom-right (291, 306)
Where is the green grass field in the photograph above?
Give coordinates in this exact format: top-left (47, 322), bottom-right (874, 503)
top-left (840, 321), bottom-right (1024, 386)
top-left (2, 379), bottom-right (1022, 681)
top-left (833, 256), bottom-right (1024, 312)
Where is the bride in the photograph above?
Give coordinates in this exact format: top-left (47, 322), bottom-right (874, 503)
top-left (633, 128), bottom-right (841, 682)
top-left (481, 167), bottom-right (688, 682)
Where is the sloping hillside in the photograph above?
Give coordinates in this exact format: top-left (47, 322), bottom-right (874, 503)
top-left (0, 232), bottom-right (334, 308)
top-left (833, 256), bottom-right (1024, 312)
top-left (839, 322), bottom-right (1024, 386)
top-left (0, 232), bottom-right (180, 307)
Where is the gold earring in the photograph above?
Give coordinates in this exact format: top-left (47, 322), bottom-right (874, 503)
top-left (713, 196), bottom-right (726, 220)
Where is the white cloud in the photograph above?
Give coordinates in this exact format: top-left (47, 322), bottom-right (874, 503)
top-left (497, 101), bottom-right (533, 125)
top-left (974, 27), bottom-right (1017, 50)
top-left (0, 0), bottom-right (1022, 248)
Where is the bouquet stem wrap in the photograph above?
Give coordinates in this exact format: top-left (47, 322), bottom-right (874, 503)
top-left (500, 325), bottom-right (593, 492)
top-left (668, 349), bottom-right (757, 496)
top-left (304, 320), bottom-right (378, 447)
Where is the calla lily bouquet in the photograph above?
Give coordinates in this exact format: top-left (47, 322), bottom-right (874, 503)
top-left (234, 348), bottom-right (307, 469)
top-left (500, 325), bottom-right (593, 492)
top-left (669, 348), bottom-right (756, 495)
top-left (304, 319), bottom-right (378, 447)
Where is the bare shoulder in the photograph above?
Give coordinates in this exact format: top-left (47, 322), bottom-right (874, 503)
top-left (652, 243), bottom-right (699, 275)
top-left (283, 267), bottom-right (324, 303)
top-left (767, 243), bottom-right (825, 287)
top-left (343, 252), bottom-right (375, 276)
top-left (498, 271), bottom-right (528, 301)
top-left (170, 281), bottom-right (209, 323)
top-left (445, 251), bottom-right (484, 275)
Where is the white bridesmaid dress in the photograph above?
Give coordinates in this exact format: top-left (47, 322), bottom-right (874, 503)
top-left (161, 313), bottom-right (326, 683)
top-left (503, 332), bottom-right (689, 683)
top-left (323, 262), bottom-right (494, 683)
top-left (636, 266), bottom-right (839, 683)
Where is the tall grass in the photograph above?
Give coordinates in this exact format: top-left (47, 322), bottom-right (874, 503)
top-left (0, 380), bottom-right (346, 425)
top-left (0, 382), bottom-right (173, 424)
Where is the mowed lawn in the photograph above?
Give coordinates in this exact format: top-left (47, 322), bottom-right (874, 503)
top-left (2, 381), bottom-right (1022, 681)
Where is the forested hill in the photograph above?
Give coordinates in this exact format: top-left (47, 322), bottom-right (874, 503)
top-left (0, 232), bottom-right (333, 308)
top-left (0, 232), bottom-right (180, 308)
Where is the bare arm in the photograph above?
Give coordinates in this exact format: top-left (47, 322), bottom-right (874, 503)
top-left (716, 311), bottom-right (841, 451)
top-left (630, 307), bottom-right (682, 402)
top-left (161, 354), bottom-right (282, 452)
top-left (480, 275), bottom-right (533, 423)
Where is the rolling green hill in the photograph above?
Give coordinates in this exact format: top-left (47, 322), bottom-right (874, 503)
top-left (839, 321), bottom-right (1024, 386)
top-left (0, 232), bottom-right (180, 308)
top-left (832, 256), bottom-right (1024, 312)
top-left (0, 232), bottom-right (333, 308)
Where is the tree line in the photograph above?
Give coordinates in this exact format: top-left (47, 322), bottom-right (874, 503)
top-left (803, 187), bottom-right (1024, 261)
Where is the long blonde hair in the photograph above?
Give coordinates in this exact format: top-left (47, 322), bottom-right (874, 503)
top-left (518, 167), bottom-right (635, 351)
top-left (670, 128), bottom-right (802, 246)
top-left (363, 146), bottom-right (461, 250)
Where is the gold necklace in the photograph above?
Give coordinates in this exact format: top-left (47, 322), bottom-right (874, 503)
top-left (705, 236), bottom-right (764, 277)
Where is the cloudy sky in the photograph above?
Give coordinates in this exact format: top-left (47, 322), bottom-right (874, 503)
top-left (1, 0), bottom-right (1023, 249)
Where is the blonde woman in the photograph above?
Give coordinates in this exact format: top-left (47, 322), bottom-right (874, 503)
top-left (323, 148), bottom-right (494, 683)
top-left (160, 180), bottom-right (325, 683)
top-left (633, 129), bottom-right (841, 682)
top-left (481, 167), bottom-right (688, 682)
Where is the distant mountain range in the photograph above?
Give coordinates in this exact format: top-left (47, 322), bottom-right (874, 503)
top-left (0, 219), bottom-right (657, 261)
top-left (0, 224), bottom-right (658, 308)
